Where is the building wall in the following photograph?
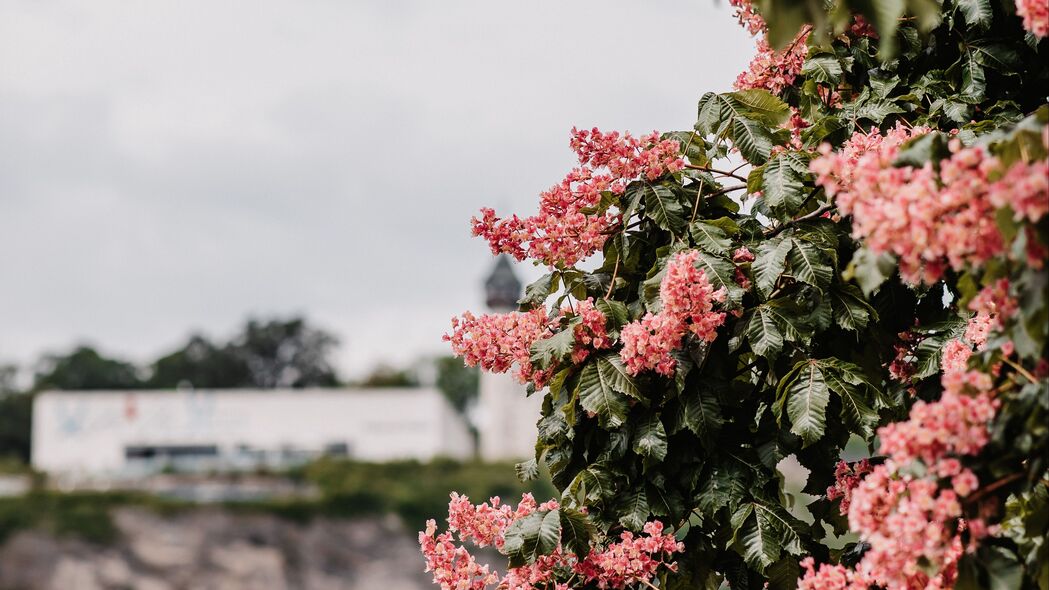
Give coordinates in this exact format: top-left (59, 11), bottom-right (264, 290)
top-left (32, 388), bottom-right (473, 477)
top-left (475, 372), bottom-right (543, 461)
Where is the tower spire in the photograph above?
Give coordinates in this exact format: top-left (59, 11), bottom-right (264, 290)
top-left (484, 255), bottom-right (521, 312)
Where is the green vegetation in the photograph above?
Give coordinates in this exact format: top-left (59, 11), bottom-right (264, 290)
top-left (0, 459), bottom-right (554, 545)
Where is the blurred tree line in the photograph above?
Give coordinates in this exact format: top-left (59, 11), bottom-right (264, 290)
top-left (0, 316), bottom-right (478, 465)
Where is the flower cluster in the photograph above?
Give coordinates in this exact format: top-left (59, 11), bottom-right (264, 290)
top-left (620, 251), bottom-right (727, 376)
top-left (729, 0), bottom-right (765, 35)
top-left (421, 493), bottom-right (682, 590)
top-left (800, 357), bottom-right (1000, 590)
top-left (887, 330), bottom-right (920, 383)
top-left (877, 376), bottom-right (997, 467)
top-left (825, 459), bottom-right (872, 515)
top-left (444, 308), bottom-right (551, 386)
top-left (472, 128), bottom-right (682, 268)
top-left (964, 279), bottom-right (1018, 349)
top-left (812, 126), bottom-right (1049, 284)
top-left (446, 297), bottom-right (615, 386)
top-left (574, 521), bottom-right (684, 589)
top-left (566, 298), bottom-right (612, 364)
top-left (1016, 0), bottom-right (1049, 38)
top-left (734, 32), bottom-right (810, 95)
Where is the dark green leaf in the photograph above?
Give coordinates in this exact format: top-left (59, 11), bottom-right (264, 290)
top-left (784, 363), bottom-right (830, 446)
top-left (577, 359), bottom-right (629, 429)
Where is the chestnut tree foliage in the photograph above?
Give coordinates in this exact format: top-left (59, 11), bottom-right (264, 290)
top-left (426, 1), bottom-right (1048, 589)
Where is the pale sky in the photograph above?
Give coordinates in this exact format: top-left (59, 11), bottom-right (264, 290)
top-left (0, 1), bottom-right (754, 379)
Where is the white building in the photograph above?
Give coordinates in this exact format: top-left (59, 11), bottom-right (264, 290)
top-left (32, 387), bottom-right (472, 478)
top-left (475, 257), bottom-right (544, 461)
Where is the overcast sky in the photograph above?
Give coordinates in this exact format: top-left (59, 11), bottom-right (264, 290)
top-left (0, 1), bottom-right (754, 379)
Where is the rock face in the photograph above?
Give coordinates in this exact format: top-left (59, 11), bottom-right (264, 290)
top-left (0, 508), bottom-right (434, 590)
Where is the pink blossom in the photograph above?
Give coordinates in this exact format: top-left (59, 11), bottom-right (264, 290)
top-left (940, 339), bottom-right (973, 375)
top-left (826, 459), bottom-right (872, 515)
top-left (620, 312), bottom-right (687, 376)
top-left (1016, 0), bottom-right (1049, 37)
top-left (734, 31), bottom-right (810, 95)
top-left (421, 493), bottom-right (680, 590)
top-left (729, 0), bottom-right (766, 35)
top-left (811, 128), bottom-right (1022, 284)
top-left (732, 246), bottom-right (756, 263)
top-left (567, 298), bottom-right (612, 364)
top-left (444, 309), bottom-right (551, 386)
top-left (965, 279), bottom-right (1018, 350)
top-left (573, 520), bottom-right (684, 590)
top-left (620, 251), bottom-right (727, 375)
top-left (473, 129), bottom-right (682, 268)
top-left (989, 158), bottom-right (1049, 222)
top-left (877, 381), bottom-right (997, 466)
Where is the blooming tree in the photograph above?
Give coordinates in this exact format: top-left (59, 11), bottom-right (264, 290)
top-left (427, 0), bottom-right (1049, 588)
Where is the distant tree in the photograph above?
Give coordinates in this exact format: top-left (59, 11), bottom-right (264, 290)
top-left (434, 356), bottom-right (478, 415)
top-left (0, 364), bottom-right (30, 463)
top-left (33, 346), bottom-right (142, 391)
top-left (147, 334), bottom-right (250, 389)
top-left (358, 363), bottom-right (418, 388)
top-left (233, 317), bottom-right (340, 388)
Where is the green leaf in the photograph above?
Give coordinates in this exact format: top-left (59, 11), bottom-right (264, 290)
top-left (515, 458), bottom-right (539, 481)
top-left (596, 354), bottom-right (641, 400)
top-left (956, 0), bottom-right (993, 30)
top-left (754, 237), bottom-right (792, 297)
top-left (559, 508), bottom-right (595, 558)
top-left (762, 155), bottom-right (808, 214)
top-left (568, 465), bottom-right (616, 504)
top-left (960, 52), bottom-right (987, 103)
top-left (632, 414), bottom-right (668, 462)
top-left (618, 487), bottom-right (650, 531)
top-left (830, 284), bottom-right (877, 331)
top-left (821, 366), bottom-right (878, 437)
top-left (969, 42), bottom-right (1021, 72)
top-left (504, 508), bottom-right (562, 566)
top-left (866, 0), bottom-right (905, 57)
top-left (788, 240), bottom-right (833, 290)
top-left (732, 117), bottom-right (776, 165)
top-left (748, 307), bottom-right (784, 358)
top-left (732, 501), bottom-right (807, 572)
top-left (595, 299), bottom-right (629, 329)
top-left (724, 90), bottom-right (791, 126)
top-left (520, 272), bottom-right (558, 309)
top-left (802, 53), bottom-right (842, 84)
top-left (693, 251), bottom-right (744, 306)
top-left (784, 362), bottom-right (830, 447)
top-left (642, 184), bottom-right (687, 235)
top-left (698, 459), bottom-right (749, 516)
top-left (690, 221), bottom-right (733, 255)
top-left (683, 387), bottom-right (724, 445)
top-left (577, 359), bottom-right (629, 429)
top-left (530, 327), bottom-right (576, 370)
top-left (844, 246), bottom-right (895, 296)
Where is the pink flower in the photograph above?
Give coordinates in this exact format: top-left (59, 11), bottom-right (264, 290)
top-left (964, 279), bottom-right (1018, 349)
top-left (826, 459), bottom-right (873, 515)
top-left (566, 298), bottom-right (612, 364)
top-left (573, 520), bottom-right (684, 590)
top-left (1016, 0), bottom-right (1049, 37)
top-left (732, 246), bottom-right (755, 263)
top-left (811, 128), bottom-right (1030, 284)
top-left (422, 493), bottom-right (680, 590)
top-left (940, 339), bottom-right (973, 375)
top-left (734, 31), bottom-right (810, 95)
top-left (444, 309), bottom-right (552, 386)
top-left (620, 251), bottom-right (727, 375)
top-left (473, 129), bottom-right (683, 268)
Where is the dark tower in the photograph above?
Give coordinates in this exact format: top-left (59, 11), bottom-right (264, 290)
top-left (485, 256), bottom-right (522, 312)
